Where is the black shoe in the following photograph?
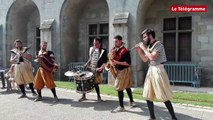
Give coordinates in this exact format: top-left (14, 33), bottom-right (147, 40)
top-left (18, 94), bottom-right (27, 99)
top-left (34, 96), bottom-right (43, 102)
top-left (53, 96), bottom-right (59, 103)
top-left (129, 102), bottom-right (136, 107)
top-left (32, 92), bottom-right (37, 97)
top-left (112, 106), bottom-right (125, 112)
top-left (97, 97), bottom-right (102, 102)
top-left (78, 97), bottom-right (87, 102)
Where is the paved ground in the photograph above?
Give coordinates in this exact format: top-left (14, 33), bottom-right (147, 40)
top-left (0, 85), bottom-right (213, 120)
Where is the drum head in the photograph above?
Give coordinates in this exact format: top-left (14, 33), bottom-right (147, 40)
top-left (74, 71), bottom-right (93, 80)
top-left (84, 71), bottom-right (93, 78)
top-left (64, 71), bottom-right (78, 77)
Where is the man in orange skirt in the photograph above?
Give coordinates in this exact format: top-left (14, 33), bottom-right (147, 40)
top-left (34, 41), bottom-right (59, 103)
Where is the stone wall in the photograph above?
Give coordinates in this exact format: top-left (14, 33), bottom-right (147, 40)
top-left (196, 15), bottom-right (213, 86)
top-left (139, 0), bottom-right (213, 86)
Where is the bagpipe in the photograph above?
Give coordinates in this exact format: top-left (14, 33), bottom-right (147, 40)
top-left (10, 47), bottom-right (31, 64)
top-left (105, 48), bottom-right (118, 79)
top-left (35, 51), bottom-right (59, 72)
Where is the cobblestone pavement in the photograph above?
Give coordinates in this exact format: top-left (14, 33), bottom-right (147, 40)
top-left (0, 87), bottom-right (213, 120)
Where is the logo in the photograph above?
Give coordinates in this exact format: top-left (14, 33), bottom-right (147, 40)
top-left (171, 5), bottom-right (207, 12)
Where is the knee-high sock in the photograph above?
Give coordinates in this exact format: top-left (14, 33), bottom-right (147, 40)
top-left (118, 90), bottom-right (124, 108)
top-left (126, 88), bottom-right (134, 102)
top-left (37, 89), bottom-right (42, 97)
top-left (51, 88), bottom-right (57, 97)
top-left (147, 100), bottom-right (155, 119)
top-left (164, 100), bottom-right (177, 120)
top-left (19, 84), bottom-right (26, 95)
top-left (29, 83), bottom-right (35, 93)
top-left (94, 83), bottom-right (100, 98)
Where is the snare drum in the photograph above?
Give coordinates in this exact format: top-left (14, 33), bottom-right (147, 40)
top-left (74, 71), bottom-right (94, 94)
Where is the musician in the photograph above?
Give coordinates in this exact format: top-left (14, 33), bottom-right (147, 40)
top-left (33, 41), bottom-right (59, 103)
top-left (10, 39), bottom-right (37, 98)
top-left (110, 35), bottom-right (135, 112)
top-left (135, 29), bottom-right (177, 120)
top-left (79, 38), bottom-right (108, 102)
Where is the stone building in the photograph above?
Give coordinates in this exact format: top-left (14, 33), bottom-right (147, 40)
top-left (0, 0), bottom-right (213, 86)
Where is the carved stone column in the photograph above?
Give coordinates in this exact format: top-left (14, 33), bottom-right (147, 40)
top-left (40, 19), bottom-right (55, 49)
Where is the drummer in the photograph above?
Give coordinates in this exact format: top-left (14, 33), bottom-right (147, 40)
top-left (79, 37), bottom-right (108, 102)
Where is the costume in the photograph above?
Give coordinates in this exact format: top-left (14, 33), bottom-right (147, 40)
top-left (143, 41), bottom-right (172, 102)
top-left (79, 46), bottom-right (108, 102)
top-left (33, 49), bottom-right (59, 103)
top-left (34, 50), bottom-right (57, 90)
top-left (10, 47), bottom-right (36, 98)
top-left (113, 46), bottom-right (132, 91)
top-left (111, 44), bottom-right (135, 111)
top-left (10, 47), bottom-right (34, 85)
top-left (142, 40), bottom-right (176, 119)
top-left (88, 46), bottom-right (108, 84)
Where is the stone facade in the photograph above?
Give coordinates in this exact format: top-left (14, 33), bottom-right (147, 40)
top-left (0, 0), bottom-right (213, 86)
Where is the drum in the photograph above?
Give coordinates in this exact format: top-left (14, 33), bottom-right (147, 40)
top-left (74, 71), bottom-right (94, 94)
top-left (64, 71), bottom-right (78, 77)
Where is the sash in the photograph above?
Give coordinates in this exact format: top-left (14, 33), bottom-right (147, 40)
top-left (114, 47), bottom-right (128, 61)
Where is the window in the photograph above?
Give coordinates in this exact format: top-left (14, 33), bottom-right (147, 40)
top-left (163, 16), bottom-right (192, 61)
top-left (88, 23), bottom-right (109, 51)
top-left (36, 27), bottom-right (40, 52)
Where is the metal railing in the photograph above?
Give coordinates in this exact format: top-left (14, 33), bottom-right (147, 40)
top-left (164, 63), bottom-right (201, 88)
top-left (68, 62), bottom-right (86, 81)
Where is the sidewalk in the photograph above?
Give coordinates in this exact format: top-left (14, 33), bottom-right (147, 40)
top-left (172, 86), bottom-right (213, 94)
top-left (0, 86), bottom-right (213, 120)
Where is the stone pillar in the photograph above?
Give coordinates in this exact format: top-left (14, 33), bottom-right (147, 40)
top-left (40, 19), bottom-right (55, 49)
top-left (108, 12), bottom-right (130, 85)
top-left (0, 25), bottom-right (3, 66)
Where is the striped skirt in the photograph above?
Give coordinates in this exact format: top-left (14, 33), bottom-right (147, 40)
top-left (143, 64), bottom-right (173, 102)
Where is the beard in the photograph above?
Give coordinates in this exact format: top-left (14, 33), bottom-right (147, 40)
top-left (146, 38), bottom-right (151, 46)
top-left (16, 46), bottom-right (23, 50)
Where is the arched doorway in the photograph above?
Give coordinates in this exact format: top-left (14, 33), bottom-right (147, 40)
top-left (60, 0), bottom-right (109, 81)
top-left (6, 0), bottom-right (40, 65)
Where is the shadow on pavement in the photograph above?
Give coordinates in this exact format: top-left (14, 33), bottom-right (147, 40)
top-left (0, 88), bottom-right (206, 120)
top-left (0, 89), bottom-right (19, 94)
top-left (130, 103), bottom-right (203, 120)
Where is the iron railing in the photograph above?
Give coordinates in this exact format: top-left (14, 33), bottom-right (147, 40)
top-left (164, 63), bottom-right (201, 88)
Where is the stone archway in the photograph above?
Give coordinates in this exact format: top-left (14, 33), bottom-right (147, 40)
top-left (60, 0), bottom-right (109, 79)
top-left (136, 0), bottom-right (155, 37)
top-left (6, 0), bottom-right (40, 65)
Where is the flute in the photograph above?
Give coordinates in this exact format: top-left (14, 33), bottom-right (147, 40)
top-left (129, 42), bottom-right (143, 51)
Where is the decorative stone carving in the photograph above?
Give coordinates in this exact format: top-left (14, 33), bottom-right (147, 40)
top-left (113, 12), bottom-right (129, 26)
